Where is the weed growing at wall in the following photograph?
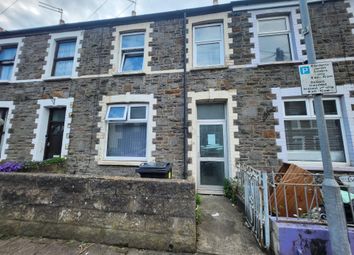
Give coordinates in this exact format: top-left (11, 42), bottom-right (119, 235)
top-left (195, 193), bottom-right (202, 224)
top-left (224, 178), bottom-right (238, 204)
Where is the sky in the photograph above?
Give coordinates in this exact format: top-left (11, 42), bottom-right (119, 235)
top-left (0, 0), bottom-right (231, 31)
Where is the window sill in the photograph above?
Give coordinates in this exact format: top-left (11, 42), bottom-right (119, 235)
top-left (43, 76), bottom-right (73, 82)
top-left (0, 80), bottom-right (10, 84)
top-left (98, 160), bottom-right (145, 166)
top-left (190, 65), bottom-right (228, 72)
top-left (257, 60), bottom-right (304, 67)
top-left (113, 71), bottom-right (146, 77)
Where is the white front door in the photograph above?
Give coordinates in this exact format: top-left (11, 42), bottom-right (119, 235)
top-left (197, 104), bottom-right (228, 194)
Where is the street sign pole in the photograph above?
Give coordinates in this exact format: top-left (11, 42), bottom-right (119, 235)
top-left (299, 1), bottom-right (351, 254)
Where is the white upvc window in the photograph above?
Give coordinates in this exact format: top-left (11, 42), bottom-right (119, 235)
top-left (193, 23), bottom-right (224, 67)
top-left (105, 104), bottom-right (148, 161)
top-left (283, 98), bottom-right (348, 163)
top-left (119, 32), bottom-right (145, 72)
top-left (257, 16), bottom-right (293, 63)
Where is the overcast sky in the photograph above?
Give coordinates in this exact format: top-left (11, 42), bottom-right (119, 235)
top-left (0, 0), bottom-right (231, 31)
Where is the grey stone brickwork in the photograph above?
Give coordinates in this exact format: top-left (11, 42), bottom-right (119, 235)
top-left (229, 11), bottom-right (254, 65)
top-left (149, 19), bottom-right (185, 71)
top-left (77, 27), bottom-right (114, 76)
top-left (1, 0), bottom-right (354, 176)
top-left (310, 1), bottom-right (354, 59)
top-left (0, 172), bottom-right (196, 252)
top-left (15, 34), bottom-right (50, 80)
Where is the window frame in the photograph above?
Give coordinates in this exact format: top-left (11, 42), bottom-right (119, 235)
top-left (193, 23), bottom-right (225, 68)
top-left (283, 97), bottom-right (349, 164)
top-left (257, 16), bottom-right (294, 64)
top-left (0, 44), bottom-right (18, 81)
top-left (51, 38), bottom-right (77, 77)
top-left (105, 103), bottom-right (148, 161)
top-left (119, 32), bottom-right (145, 73)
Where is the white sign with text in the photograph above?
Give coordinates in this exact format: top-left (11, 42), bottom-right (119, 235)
top-left (299, 62), bottom-right (336, 95)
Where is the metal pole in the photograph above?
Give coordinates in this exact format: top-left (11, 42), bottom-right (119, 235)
top-left (299, 1), bottom-right (351, 254)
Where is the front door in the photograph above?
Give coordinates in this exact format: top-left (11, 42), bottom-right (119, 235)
top-left (44, 108), bottom-right (66, 160)
top-left (197, 104), bottom-right (228, 194)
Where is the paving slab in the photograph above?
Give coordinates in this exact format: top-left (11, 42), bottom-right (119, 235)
top-left (197, 195), bottom-right (265, 255)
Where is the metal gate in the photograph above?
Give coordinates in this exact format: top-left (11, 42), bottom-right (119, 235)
top-left (236, 163), bottom-right (270, 249)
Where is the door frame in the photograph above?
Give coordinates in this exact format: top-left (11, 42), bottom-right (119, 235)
top-left (197, 118), bottom-right (229, 194)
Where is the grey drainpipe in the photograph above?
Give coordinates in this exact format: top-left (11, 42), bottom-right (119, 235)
top-left (183, 11), bottom-right (188, 179)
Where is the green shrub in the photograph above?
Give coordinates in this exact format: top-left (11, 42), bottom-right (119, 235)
top-left (22, 157), bottom-right (67, 173)
top-left (224, 178), bottom-right (238, 204)
top-left (195, 193), bottom-right (202, 206)
top-left (195, 193), bottom-right (202, 224)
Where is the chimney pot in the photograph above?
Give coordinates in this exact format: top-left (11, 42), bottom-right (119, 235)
top-left (213, 0), bottom-right (218, 5)
top-left (132, 10), bottom-right (136, 16)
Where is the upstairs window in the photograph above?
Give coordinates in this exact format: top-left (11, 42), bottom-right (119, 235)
top-left (193, 23), bottom-right (224, 67)
top-left (0, 45), bottom-right (17, 80)
top-left (106, 104), bottom-right (148, 160)
top-left (283, 98), bottom-right (346, 163)
top-left (258, 17), bottom-right (292, 63)
top-left (52, 39), bottom-right (76, 76)
top-left (120, 33), bottom-right (145, 72)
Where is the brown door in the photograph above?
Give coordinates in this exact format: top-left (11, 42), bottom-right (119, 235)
top-left (0, 108), bottom-right (8, 147)
top-left (44, 108), bottom-right (66, 160)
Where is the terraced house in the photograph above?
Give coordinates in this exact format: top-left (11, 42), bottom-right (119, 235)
top-left (1, 0), bottom-right (354, 194)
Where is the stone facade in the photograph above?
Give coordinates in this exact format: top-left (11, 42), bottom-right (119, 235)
top-left (0, 172), bottom-right (196, 252)
top-left (1, 0), bottom-right (354, 180)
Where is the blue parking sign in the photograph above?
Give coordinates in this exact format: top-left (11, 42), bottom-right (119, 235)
top-left (300, 66), bottom-right (311, 75)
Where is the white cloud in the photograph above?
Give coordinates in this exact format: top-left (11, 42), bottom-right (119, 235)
top-left (0, 0), bottom-right (231, 30)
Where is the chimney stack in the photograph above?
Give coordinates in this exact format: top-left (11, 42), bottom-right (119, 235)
top-left (213, 0), bottom-right (218, 5)
top-left (0, 27), bottom-right (4, 32)
top-left (132, 10), bottom-right (136, 16)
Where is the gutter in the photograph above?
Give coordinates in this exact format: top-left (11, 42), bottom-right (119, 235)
top-left (183, 11), bottom-right (188, 180)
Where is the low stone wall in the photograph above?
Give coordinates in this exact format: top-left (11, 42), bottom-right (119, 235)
top-left (270, 217), bottom-right (354, 255)
top-left (0, 173), bottom-right (196, 252)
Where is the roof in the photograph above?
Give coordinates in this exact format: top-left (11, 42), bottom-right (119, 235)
top-left (0, 0), bottom-right (325, 38)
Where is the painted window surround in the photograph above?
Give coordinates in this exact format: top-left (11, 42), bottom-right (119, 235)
top-left (31, 98), bottom-right (74, 161)
top-left (272, 85), bottom-right (354, 171)
top-left (110, 22), bottom-right (153, 75)
top-left (96, 93), bottom-right (157, 166)
top-left (0, 101), bottom-right (15, 160)
top-left (0, 37), bottom-right (24, 82)
top-left (187, 89), bottom-right (239, 183)
top-left (186, 12), bottom-right (233, 71)
top-left (248, 6), bottom-right (305, 66)
top-left (345, 0), bottom-right (354, 34)
top-left (42, 31), bottom-right (83, 80)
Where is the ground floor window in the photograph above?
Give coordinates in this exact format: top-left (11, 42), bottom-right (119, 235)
top-left (284, 98), bottom-right (346, 162)
top-left (106, 104), bottom-right (148, 160)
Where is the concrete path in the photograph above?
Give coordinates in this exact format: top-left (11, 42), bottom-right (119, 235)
top-left (0, 195), bottom-right (264, 255)
top-left (197, 195), bottom-right (264, 255)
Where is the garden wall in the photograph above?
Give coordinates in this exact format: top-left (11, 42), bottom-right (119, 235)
top-left (270, 217), bottom-right (354, 255)
top-left (0, 173), bottom-right (196, 252)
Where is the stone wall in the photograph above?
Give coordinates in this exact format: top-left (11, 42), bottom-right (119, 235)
top-left (77, 27), bottom-right (114, 76)
top-left (149, 19), bottom-right (185, 71)
top-left (0, 173), bottom-right (196, 252)
top-left (16, 34), bottom-right (49, 80)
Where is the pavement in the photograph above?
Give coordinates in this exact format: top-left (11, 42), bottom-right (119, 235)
top-left (197, 195), bottom-right (264, 255)
top-left (0, 195), bottom-right (265, 255)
